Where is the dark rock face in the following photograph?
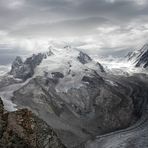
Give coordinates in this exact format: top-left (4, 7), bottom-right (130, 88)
top-left (96, 62), bottom-right (105, 73)
top-left (51, 72), bottom-right (64, 79)
top-left (11, 56), bottom-right (23, 70)
top-left (136, 50), bottom-right (148, 68)
top-left (127, 44), bottom-right (148, 68)
top-left (77, 51), bottom-right (92, 64)
top-left (0, 98), bottom-right (66, 148)
top-left (10, 53), bottom-right (44, 81)
top-left (82, 75), bottom-right (104, 86)
top-left (43, 72), bottom-right (64, 84)
top-left (85, 74), bottom-right (148, 148)
top-left (24, 53), bottom-right (44, 67)
top-left (82, 70), bottom-right (104, 86)
top-left (47, 47), bottom-right (54, 56)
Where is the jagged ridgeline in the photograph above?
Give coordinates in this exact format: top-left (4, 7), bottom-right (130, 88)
top-left (0, 97), bottom-right (65, 148)
top-left (126, 44), bottom-right (148, 68)
top-left (0, 46), bottom-right (148, 148)
top-left (9, 53), bottom-right (44, 81)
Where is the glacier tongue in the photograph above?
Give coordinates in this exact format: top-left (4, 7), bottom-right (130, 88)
top-left (0, 76), bottom-right (34, 111)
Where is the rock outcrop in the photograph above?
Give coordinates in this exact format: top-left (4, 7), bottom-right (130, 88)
top-left (10, 53), bottom-right (44, 81)
top-left (51, 72), bottom-right (64, 79)
top-left (96, 62), bottom-right (105, 73)
top-left (77, 51), bottom-right (92, 64)
top-left (127, 44), bottom-right (148, 68)
top-left (0, 97), bottom-right (66, 148)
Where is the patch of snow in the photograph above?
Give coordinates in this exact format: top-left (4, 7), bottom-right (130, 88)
top-left (0, 65), bottom-right (10, 76)
top-left (34, 46), bottom-right (101, 92)
top-left (105, 80), bottom-right (118, 86)
top-left (94, 56), bottom-right (146, 75)
top-left (0, 91), bottom-right (17, 111)
top-left (55, 74), bottom-right (85, 93)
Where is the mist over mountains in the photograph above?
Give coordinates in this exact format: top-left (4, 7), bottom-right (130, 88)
top-left (0, 0), bottom-right (148, 147)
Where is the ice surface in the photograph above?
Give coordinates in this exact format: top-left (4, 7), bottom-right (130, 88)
top-left (95, 56), bottom-right (147, 75)
top-left (0, 65), bottom-right (10, 76)
top-left (35, 46), bottom-right (101, 92)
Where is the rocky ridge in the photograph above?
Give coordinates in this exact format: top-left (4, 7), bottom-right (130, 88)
top-left (0, 97), bottom-right (65, 148)
top-left (9, 53), bottom-right (44, 81)
top-left (127, 44), bottom-right (148, 68)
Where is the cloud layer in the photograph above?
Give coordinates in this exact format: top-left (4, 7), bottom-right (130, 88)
top-left (0, 0), bottom-right (148, 64)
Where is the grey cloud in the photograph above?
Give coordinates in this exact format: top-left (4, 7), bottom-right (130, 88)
top-left (9, 17), bottom-right (110, 37)
top-left (0, 0), bottom-right (148, 65)
top-left (1, 0), bottom-right (148, 32)
top-left (0, 45), bottom-right (29, 65)
top-left (98, 47), bottom-right (133, 57)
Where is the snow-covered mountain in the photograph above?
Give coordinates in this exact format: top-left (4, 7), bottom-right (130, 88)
top-left (0, 45), bottom-right (148, 148)
top-left (8, 46), bottom-right (106, 91)
top-left (127, 44), bottom-right (148, 68)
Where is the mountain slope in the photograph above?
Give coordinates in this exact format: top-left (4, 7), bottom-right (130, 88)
top-left (127, 44), bottom-right (148, 68)
top-left (85, 74), bottom-right (148, 148)
top-left (0, 45), bottom-right (147, 147)
top-left (0, 97), bottom-right (65, 148)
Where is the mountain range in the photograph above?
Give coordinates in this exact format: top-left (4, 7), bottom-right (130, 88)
top-left (0, 44), bottom-right (148, 148)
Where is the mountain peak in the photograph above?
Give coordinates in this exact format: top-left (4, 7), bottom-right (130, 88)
top-left (127, 44), bottom-right (148, 68)
top-left (77, 51), bottom-right (92, 64)
top-left (10, 53), bottom-right (44, 81)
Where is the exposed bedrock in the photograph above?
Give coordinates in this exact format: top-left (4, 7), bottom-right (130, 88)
top-left (0, 97), bottom-right (66, 148)
top-left (9, 53), bottom-right (44, 81)
top-left (11, 73), bottom-right (147, 147)
top-left (77, 51), bottom-right (92, 64)
top-left (85, 74), bottom-right (148, 148)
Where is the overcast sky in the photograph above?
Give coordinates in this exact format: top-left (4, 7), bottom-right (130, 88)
top-left (0, 0), bottom-right (148, 64)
